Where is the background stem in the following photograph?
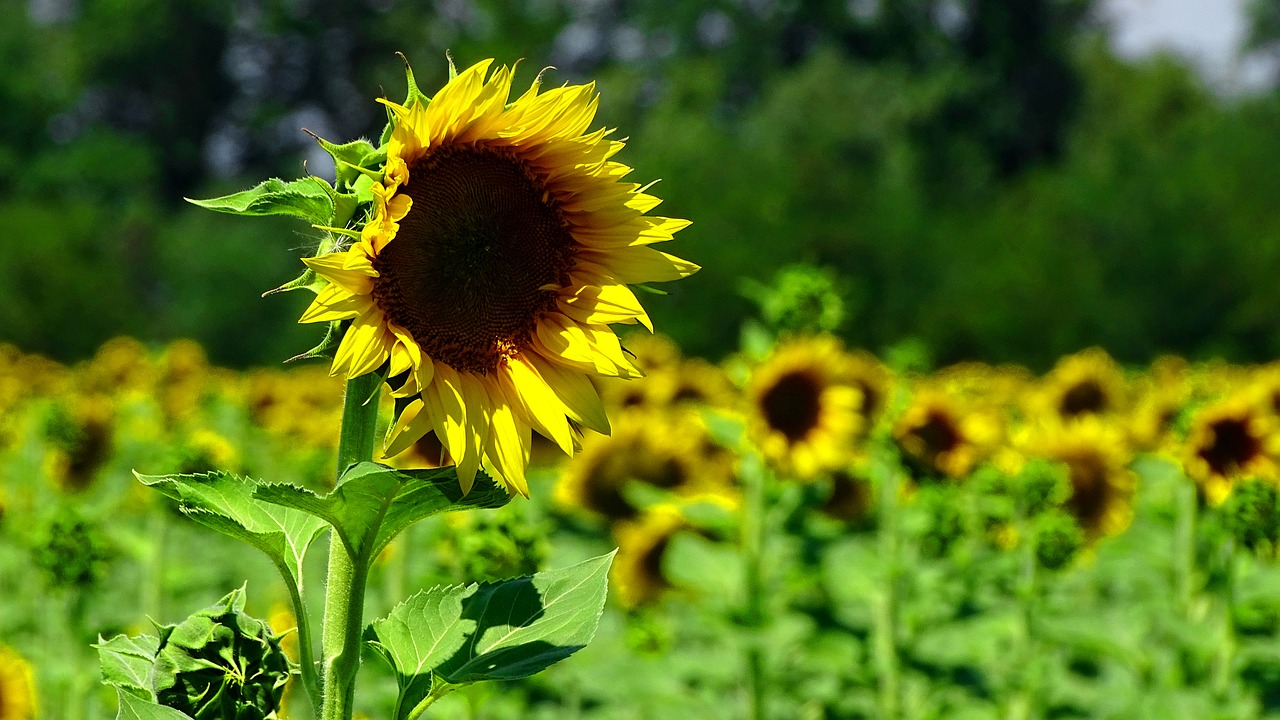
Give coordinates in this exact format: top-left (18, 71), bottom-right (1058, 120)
top-left (742, 458), bottom-right (768, 720)
top-left (874, 461), bottom-right (901, 720)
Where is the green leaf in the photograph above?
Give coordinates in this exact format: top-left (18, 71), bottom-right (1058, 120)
top-left (134, 471), bottom-right (328, 592)
top-left (186, 177), bottom-right (332, 223)
top-left (115, 690), bottom-right (196, 720)
top-left (255, 461), bottom-right (509, 562)
top-left (364, 584), bottom-right (473, 719)
top-left (96, 633), bottom-right (160, 699)
top-left (365, 552), bottom-right (615, 705)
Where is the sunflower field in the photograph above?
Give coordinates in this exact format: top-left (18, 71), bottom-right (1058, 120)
top-left (5, 328), bottom-right (1280, 719)
top-left (8, 2), bottom-right (1280, 719)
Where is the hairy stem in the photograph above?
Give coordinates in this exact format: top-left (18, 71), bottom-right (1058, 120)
top-left (320, 371), bottom-right (381, 720)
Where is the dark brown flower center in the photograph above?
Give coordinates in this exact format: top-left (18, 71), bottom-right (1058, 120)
top-left (1063, 451), bottom-right (1113, 535)
top-left (371, 145), bottom-right (576, 374)
top-left (1060, 379), bottom-right (1108, 417)
top-left (912, 410), bottom-right (961, 458)
top-left (761, 371), bottom-right (824, 442)
top-left (1200, 418), bottom-right (1261, 477)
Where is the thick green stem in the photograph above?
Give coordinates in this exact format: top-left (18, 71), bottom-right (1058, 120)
top-left (742, 459), bottom-right (768, 720)
top-left (320, 372), bottom-right (381, 720)
top-left (874, 463), bottom-right (901, 720)
top-left (1213, 539), bottom-right (1238, 699)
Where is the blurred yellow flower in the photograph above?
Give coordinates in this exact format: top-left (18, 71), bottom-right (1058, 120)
top-left (1183, 396), bottom-right (1277, 506)
top-left (0, 645), bottom-right (36, 720)
top-left (1029, 348), bottom-right (1128, 423)
top-left (893, 390), bottom-right (999, 480)
top-left (299, 58), bottom-right (696, 498)
top-left (747, 335), bottom-right (863, 480)
top-left (558, 409), bottom-right (736, 521)
top-left (1031, 419), bottom-right (1135, 541)
top-left (611, 504), bottom-right (688, 608)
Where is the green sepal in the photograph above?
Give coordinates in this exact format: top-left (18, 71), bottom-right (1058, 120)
top-left (114, 691), bottom-right (196, 720)
top-left (97, 633), bottom-right (161, 700)
top-left (262, 266), bottom-right (321, 298)
top-left (254, 461), bottom-right (510, 564)
top-left (285, 320), bottom-right (344, 363)
top-left (185, 178), bottom-right (332, 224)
top-left (364, 552), bottom-right (615, 719)
top-left (133, 471), bottom-right (329, 599)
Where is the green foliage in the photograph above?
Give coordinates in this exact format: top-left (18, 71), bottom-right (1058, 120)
top-left (186, 178), bottom-right (333, 225)
top-left (135, 470), bottom-right (328, 595)
top-left (1034, 509), bottom-right (1084, 570)
top-left (32, 510), bottom-right (115, 590)
top-left (256, 461), bottom-right (511, 563)
top-left (364, 553), bottom-right (614, 718)
top-left (1220, 478), bottom-right (1280, 555)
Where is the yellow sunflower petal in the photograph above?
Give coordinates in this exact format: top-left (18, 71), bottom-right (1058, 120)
top-left (331, 307), bottom-right (392, 378)
top-left (454, 371), bottom-right (491, 493)
top-left (299, 284), bottom-right (367, 324)
top-left (503, 356), bottom-right (575, 455)
top-left (303, 253), bottom-right (376, 295)
top-left (527, 353), bottom-right (610, 434)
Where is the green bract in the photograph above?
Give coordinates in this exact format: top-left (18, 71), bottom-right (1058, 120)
top-left (151, 587), bottom-right (292, 720)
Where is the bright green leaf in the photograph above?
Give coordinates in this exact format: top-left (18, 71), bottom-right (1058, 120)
top-left (115, 690), bottom-right (196, 720)
top-left (134, 471), bottom-right (328, 593)
top-left (365, 552), bottom-right (614, 697)
top-left (96, 633), bottom-right (159, 699)
top-left (185, 178), bottom-right (332, 224)
top-left (364, 584), bottom-right (474, 720)
top-left (255, 462), bottom-right (509, 562)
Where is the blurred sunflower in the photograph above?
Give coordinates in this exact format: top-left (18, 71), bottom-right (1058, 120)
top-left (558, 409), bottom-right (736, 521)
top-left (1029, 348), bottom-right (1128, 422)
top-left (612, 504), bottom-right (689, 607)
top-left (42, 395), bottom-right (115, 493)
top-left (1127, 359), bottom-right (1188, 453)
top-left (1031, 420), bottom-right (1135, 541)
top-left (300, 58), bottom-right (696, 497)
top-left (820, 468), bottom-right (875, 523)
top-left (893, 390), bottom-right (999, 480)
top-left (0, 645), bottom-right (36, 720)
top-left (1184, 397), bottom-right (1277, 506)
top-left (747, 335), bottom-right (863, 480)
top-left (845, 350), bottom-right (894, 426)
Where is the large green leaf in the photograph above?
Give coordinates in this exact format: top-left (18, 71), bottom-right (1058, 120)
top-left (255, 462), bottom-right (510, 562)
top-left (364, 584), bottom-right (473, 719)
top-left (365, 552), bottom-right (614, 716)
top-left (134, 471), bottom-right (328, 591)
top-left (96, 633), bottom-right (160, 699)
top-left (115, 690), bottom-right (196, 720)
top-left (186, 177), bottom-right (332, 224)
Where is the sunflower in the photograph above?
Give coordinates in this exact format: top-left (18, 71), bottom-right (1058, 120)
top-left (0, 645), bottom-right (36, 720)
top-left (611, 504), bottom-right (689, 607)
top-left (1184, 396), bottom-right (1278, 506)
top-left (42, 395), bottom-right (114, 493)
top-left (1029, 419), bottom-right (1135, 541)
top-left (557, 409), bottom-right (736, 521)
top-left (1028, 348), bottom-right (1128, 423)
top-left (747, 335), bottom-right (863, 480)
top-left (893, 390), bottom-right (1000, 480)
top-left (299, 58), bottom-right (695, 497)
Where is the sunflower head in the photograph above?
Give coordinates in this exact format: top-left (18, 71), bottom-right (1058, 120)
top-left (1030, 348), bottom-right (1128, 423)
top-left (228, 57), bottom-right (701, 498)
top-left (0, 645), bottom-right (36, 720)
top-left (611, 504), bottom-right (690, 608)
top-left (893, 390), bottom-right (1000, 480)
top-left (557, 409), bottom-right (736, 521)
top-left (1028, 419), bottom-right (1135, 541)
top-left (1184, 396), bottom-right (1278, 506)
top-left (747, 335), bottom-right (864, 480)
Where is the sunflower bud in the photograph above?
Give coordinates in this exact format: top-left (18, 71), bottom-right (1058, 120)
top-left (1014, 458), bottom-right (1072, 517)
top-left (150, 587), bottom-right (291, 720)
top-left (1034, 510), bottom-right (1083, 571)
top-left (1220, 477), bottom-right (1280, 555)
